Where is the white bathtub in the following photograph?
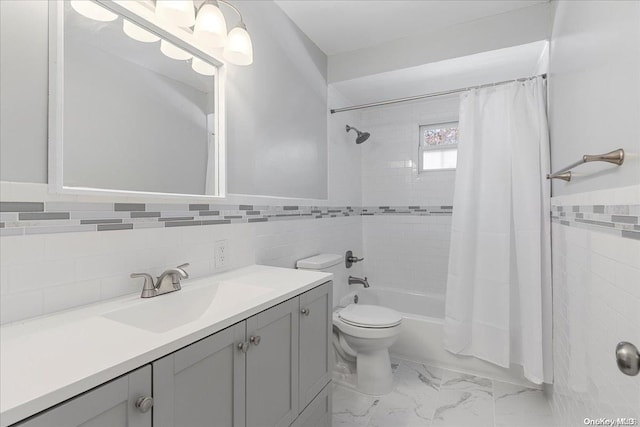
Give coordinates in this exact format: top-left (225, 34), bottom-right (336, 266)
top-left (343, 287), bottom-right (538, 388)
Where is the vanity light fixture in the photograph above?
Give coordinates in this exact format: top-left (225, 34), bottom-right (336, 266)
top-left (123, 19), bottom-right (160, 43)
top-left (155, 0), bottom-right (196, 28)
top-left (70, 0), bottom-right (253, 66)
top-left (160, 39), bottom-right (193, 60)
top-left (223, 20), bottom-right (253, 66)
top-left (193, 1), bottom-right (227, 48)
top-left (192, 57), bottom-right (217, 76)
top-left (70, 0), bottom-right (117, 22)
top-left (199, 0), bottom-right (253, 66)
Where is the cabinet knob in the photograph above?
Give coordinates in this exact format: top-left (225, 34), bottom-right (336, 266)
top-left (135, 396), bottom-right (154, 413)
top-left (237, 341), bottom-right (250, 353)
top-left (250, 335), bottom-right (261, 346)
top-left (300, 308), bottom-right (310, 316)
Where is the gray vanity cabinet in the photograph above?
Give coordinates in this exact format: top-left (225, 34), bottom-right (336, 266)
top-left (152, 322), bottom-right (246, 427)
top-left (14, 282), bottom-right (333, 427)
top-left (298, 282), bottom-right (332, 411)
top-left (17, 366), bottom-right (152, 427)
top-left (245, 298), bottom-right (300, 427)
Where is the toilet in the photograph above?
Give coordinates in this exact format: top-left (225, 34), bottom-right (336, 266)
top-left (296, 253), bottom-right (402, 395)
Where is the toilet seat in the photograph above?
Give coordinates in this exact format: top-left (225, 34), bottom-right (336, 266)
top-left (338, 304), bottom-right (402, 328)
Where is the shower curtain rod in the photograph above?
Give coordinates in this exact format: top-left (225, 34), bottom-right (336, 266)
top-left (329, 73), bottom-right (547, 114)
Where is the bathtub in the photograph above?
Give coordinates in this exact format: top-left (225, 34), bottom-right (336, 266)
top-left (341, 287), bottom-right (538, 388)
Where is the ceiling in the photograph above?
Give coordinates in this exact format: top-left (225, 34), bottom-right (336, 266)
top-left (274, 0), bottom-right (547, 56)
top-left (331, 41), bottom-right (549, 106)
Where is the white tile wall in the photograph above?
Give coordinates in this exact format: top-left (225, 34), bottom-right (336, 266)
top-left (360, 96), bottom-right (459, 207)
top-left (0, 87), bottom-right (365, 325)
top-left (0, 216), bottom-right (363, 324)
top-left (547, 186), bottom-right (640, 425)
top-left (358, 97), bottom-right (459, 300)
top-left (362, 215), bottom-right (451, 295)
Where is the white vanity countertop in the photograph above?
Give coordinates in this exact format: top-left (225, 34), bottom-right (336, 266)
top-left (0, 265), bottom-right (332, 427)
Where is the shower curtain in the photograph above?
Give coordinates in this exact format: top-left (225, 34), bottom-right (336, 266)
top-left (444, 76), bottom-right (552, 384)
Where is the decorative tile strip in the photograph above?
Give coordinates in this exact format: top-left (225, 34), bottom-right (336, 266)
top-left (0, 201), bottom-right (459, 237)
top-left (0, 201), bottom-right (363, 236)
top-left (361, 206), bottom-right (454, 216)
top-left (4, 200), bottom-right (637, 240)
top-left (551, 204), bottom-right (640, 241)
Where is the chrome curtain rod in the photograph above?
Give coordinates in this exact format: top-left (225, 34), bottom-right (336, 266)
top-left (546, 149), bottom-right (625, 182)
top-left (329, 74), bottom-right (547, 114)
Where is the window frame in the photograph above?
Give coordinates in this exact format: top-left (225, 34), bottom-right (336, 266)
top-left (418, 121), bottom-right (459, 173)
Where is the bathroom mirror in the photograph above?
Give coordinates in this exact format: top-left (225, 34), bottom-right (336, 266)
top-left (49, 0), bottom-right (224, 197)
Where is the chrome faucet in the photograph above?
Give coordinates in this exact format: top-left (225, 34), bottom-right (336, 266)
top-left (131, 263), bottom-right (190, 298)
top-left (348, 276), bottom-right (370, 288)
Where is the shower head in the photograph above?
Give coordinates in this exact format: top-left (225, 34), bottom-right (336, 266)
top-left (346, 125), bottom-right (370, 144)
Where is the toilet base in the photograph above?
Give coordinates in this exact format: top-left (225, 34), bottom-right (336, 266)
top-left (356, 349), bottom-right (393, 395)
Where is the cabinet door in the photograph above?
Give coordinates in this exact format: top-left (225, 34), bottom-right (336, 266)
top-left (17, 366), bottom-right (151, 427)
top-left (298, 281), bottom-right (333, 411)
top-left (245, 298), bottom-right (299, 427)
top-left (153, 322), bottom-right (246, 427)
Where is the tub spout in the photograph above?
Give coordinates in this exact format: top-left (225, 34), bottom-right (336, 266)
top-left (348, 276), bottom-right (370, 288)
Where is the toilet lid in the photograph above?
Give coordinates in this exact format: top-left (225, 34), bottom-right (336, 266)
top-left (338, 304), bottom-right (402, 328)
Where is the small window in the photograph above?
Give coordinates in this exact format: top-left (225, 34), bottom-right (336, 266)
top-left (419, 122), bottom-right (459, 171)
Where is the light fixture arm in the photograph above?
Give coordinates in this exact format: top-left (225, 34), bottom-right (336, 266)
top-left (198, 0), bottom-right (244, 25)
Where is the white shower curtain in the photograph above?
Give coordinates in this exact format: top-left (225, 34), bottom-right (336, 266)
top-left (444, 76), bottom-right (552, 384)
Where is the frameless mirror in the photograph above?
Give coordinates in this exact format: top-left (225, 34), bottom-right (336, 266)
top-left (51, 0), bottom-right (223, 197)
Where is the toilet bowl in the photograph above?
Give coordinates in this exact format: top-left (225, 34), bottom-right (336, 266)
top-left (296, 253), bottom-right (402, 395)
top-left (333, 304), bottom-right (402, 395)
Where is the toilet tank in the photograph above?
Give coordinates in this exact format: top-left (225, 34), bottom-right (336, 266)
top-left (297, 254), bottom-right (345, 307)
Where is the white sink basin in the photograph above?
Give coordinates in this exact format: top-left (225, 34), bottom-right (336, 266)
top-left (103, 282), bottom-right (273, 333)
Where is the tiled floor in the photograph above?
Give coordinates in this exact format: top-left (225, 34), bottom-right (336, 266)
top-left (332, 358), bottom-right (555, 427)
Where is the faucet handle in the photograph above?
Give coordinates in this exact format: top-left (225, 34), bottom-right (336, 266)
top-left (345, 250), bottom-right (364, 268)
top-left (130, 273), bottom-right (157, 298)
top-left (176, 263), bottom-right (190, 278)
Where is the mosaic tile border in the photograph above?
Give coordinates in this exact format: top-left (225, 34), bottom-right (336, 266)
top-left (0, 202), bottom-right (361, 236)
top-left (0, 202), bottom-right (456, 237)
top-left (551, 204), bottom-right (640, 240)
top-left (4, 201), bottom-right (637, 239)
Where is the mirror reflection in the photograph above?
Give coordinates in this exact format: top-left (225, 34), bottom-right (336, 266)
top-left (62, 1), bottom-right (218, 196)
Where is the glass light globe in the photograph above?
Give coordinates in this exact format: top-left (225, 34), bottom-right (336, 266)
top-left (160, 39), bottom-right (192, 60)
top-left (192, 57), bottom-right (216, 76)
top-left (193, 3), bottom-right (227, 48)
top-left (123, 19), bottom-right (160, 43)
top-left (155, 0), bottom-right (195, 28)
top-left (223, 23), bottom-right (253, 66)
top-left (70, 0), bottom-right (118, 22)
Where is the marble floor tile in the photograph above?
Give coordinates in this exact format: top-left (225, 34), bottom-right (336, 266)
top-left (332, 358), bottom-right (557, 427)
top-left (431, 389), bottom-right (494, 427)
top-left (368, 359), bottom-right (443, 426)
top-left (368, 406), bottom-right (433, 427)
top-left (439, 370), bottom-right (493, 395)
top-left (333, 383), bottom-right (380, 426)
top-left (494, 381), bottom-right (554, 427)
